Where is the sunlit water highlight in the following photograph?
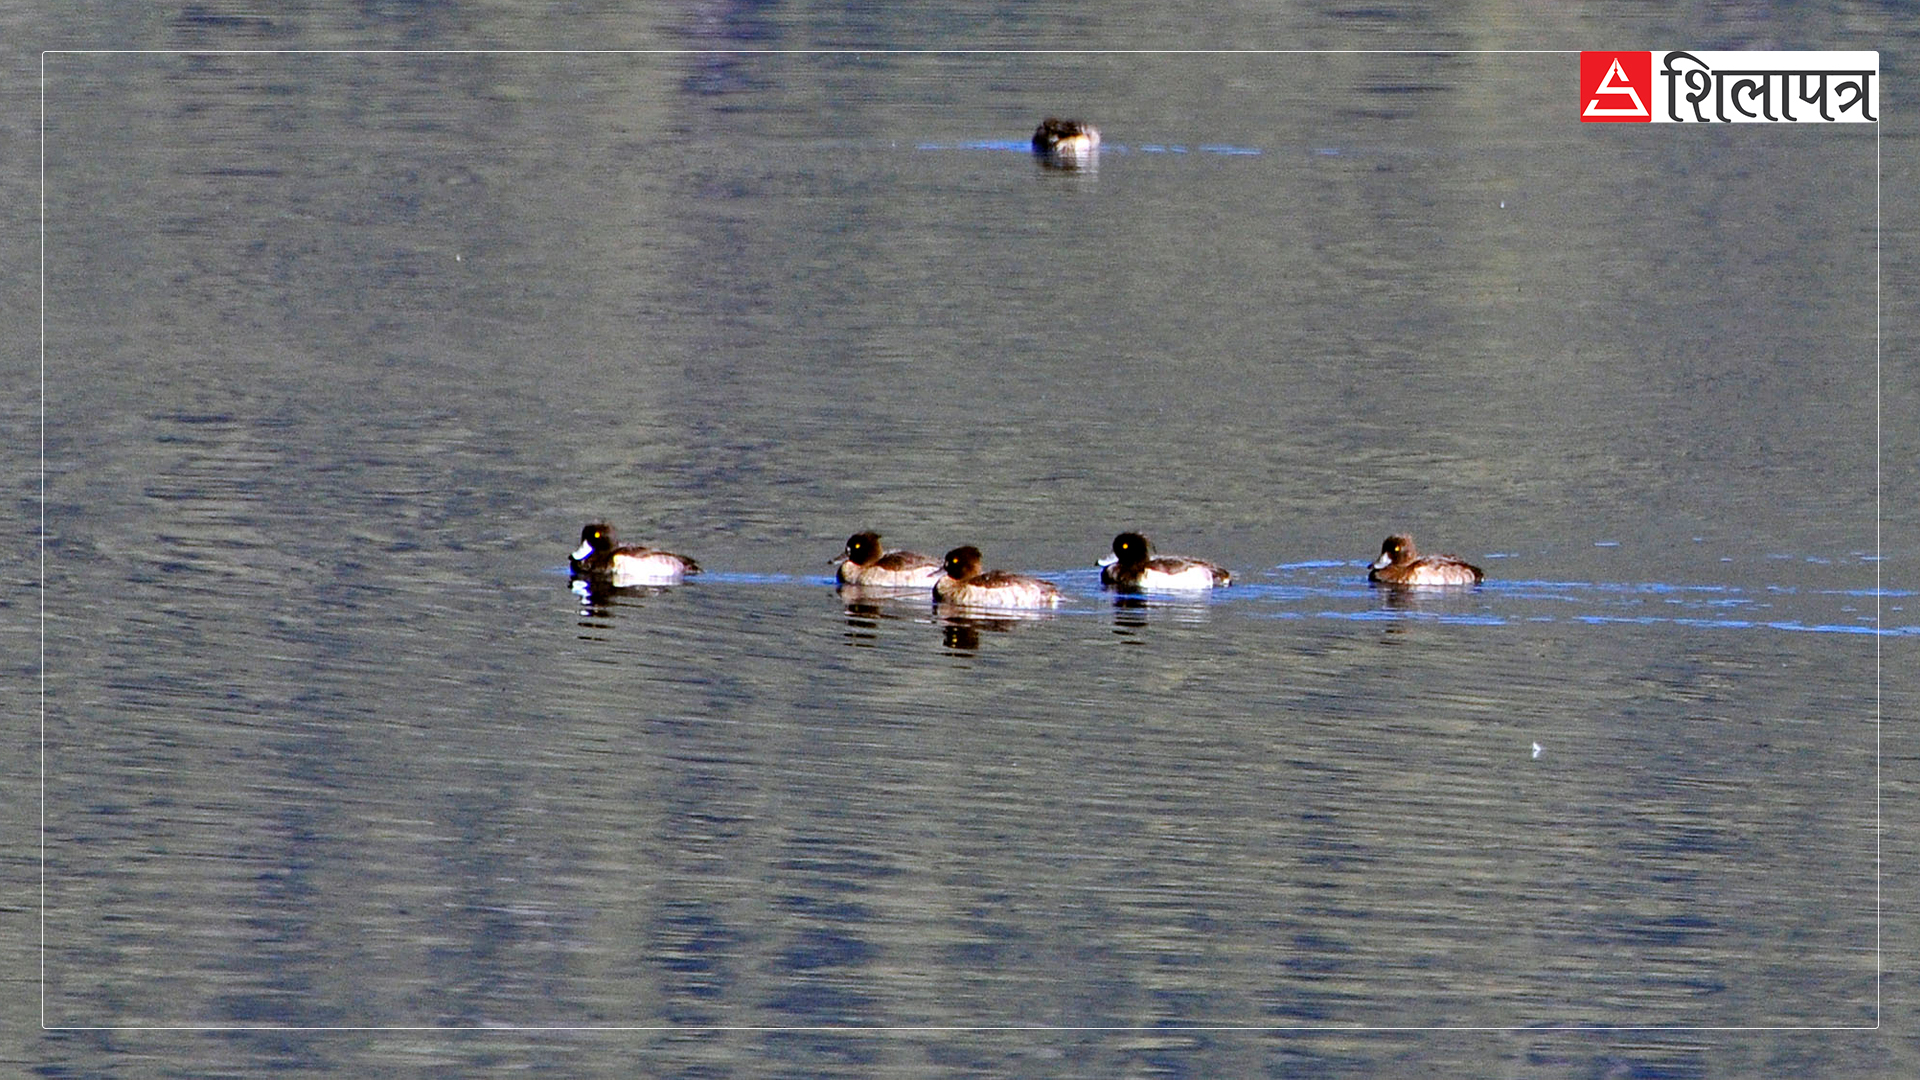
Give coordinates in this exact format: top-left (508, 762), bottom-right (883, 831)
top-left (571, 561), bottom-right (1907, 636)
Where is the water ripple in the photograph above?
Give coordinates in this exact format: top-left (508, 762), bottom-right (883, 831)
top-left (559, 564), bottom-right (1912, 636)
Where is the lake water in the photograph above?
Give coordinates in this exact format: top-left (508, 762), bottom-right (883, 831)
top-left (31, 37), bottom-right (1904, 1080)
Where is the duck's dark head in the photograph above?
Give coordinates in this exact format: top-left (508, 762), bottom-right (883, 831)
top-left (1111, 531), bottom-right (1152, 565)
top-left (942, 545), bottom-right (985, 580)
top-left (840, 531), bottom-right (884, 567)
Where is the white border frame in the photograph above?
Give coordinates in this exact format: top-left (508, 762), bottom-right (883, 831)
top-left (38, 47), bottom-right (1883, 1034)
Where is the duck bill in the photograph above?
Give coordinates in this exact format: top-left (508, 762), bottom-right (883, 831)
top-left (1368, 553), bottom-right (1392, 570)
top-left (572, 540), bottom-right (594, 561)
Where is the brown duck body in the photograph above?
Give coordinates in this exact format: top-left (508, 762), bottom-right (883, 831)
top-left (571, 522), bottom-right (700, 587)
top-left (1099, 532), bottom-right (1231, 591)
top-left (934, 545), bottom-right (1063, 608)
top-left (1366, 534), bottom-right (1483, 586)
top-left (1032, 117), bottom-right (1100, 163)
top-left (834, 531), bottom-right (943, 588)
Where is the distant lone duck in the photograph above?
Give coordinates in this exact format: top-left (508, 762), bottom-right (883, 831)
top-left (1098, 532), bottom-right (1231, 592)
top-left (570, 522), bottom-right (700, 588)
top-left (833, 531), bottom-right (943, 589)
top-left (1366, 534), bottom-right (1483, 587)
top-left (934, 545), bottom-right (1064, 609)
top-left (1032, 117), bottom-right (1100, 164)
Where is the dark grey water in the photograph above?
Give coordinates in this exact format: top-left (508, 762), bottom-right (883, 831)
top-left (31, 39), bottom-right (1903, 1079)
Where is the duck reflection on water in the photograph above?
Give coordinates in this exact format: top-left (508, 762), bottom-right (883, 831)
top-left (1106, 592), bottom-right (1218, 637)
top-left (933, 606), bottom-right (1057, 653)
top-left (837, 582), bottom-right (938, 641)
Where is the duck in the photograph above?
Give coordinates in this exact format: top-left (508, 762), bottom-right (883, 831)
top-left (1032, 117), bottom-right (1100, 163)
top-left (1098, 531), bottom-right (1231, 591)
top-left (833, 531), bottom-right (943, 588)
top-left (570, 522), bottom-right (700, 587)
top-left (934, 545), bottom-right (1064, 609)
top-left (1366, 534), bottom-right (1483, 586)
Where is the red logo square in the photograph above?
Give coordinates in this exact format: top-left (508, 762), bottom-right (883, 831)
top-left (1580, 51), bottom-right (1653, 121)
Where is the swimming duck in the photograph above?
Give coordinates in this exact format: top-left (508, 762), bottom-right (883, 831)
top-left (833, 531), bottom-right (943, 588)
top-left (1366, 534), bottom-right (1483, 586)
top-left (934, 545), bottom-right (1064, 609)
top-left (1098, 532), bottom-right (1231, 591)
top-left (1032, 117), bottom-right (1100, 163)
top-left (570, 522), bottom-right (700, 587)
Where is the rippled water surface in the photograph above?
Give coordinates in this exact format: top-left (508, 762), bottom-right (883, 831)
top-left (35, 37), bottom-right (1895, 1080)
